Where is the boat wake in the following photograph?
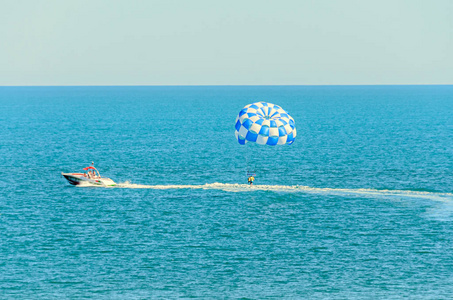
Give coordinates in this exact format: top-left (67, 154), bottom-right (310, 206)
top-left (113, 182), bottom-right (453, 202)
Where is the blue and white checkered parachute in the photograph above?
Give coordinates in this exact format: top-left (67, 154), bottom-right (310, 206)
top-left (235, 102), bottom-right (296, 146)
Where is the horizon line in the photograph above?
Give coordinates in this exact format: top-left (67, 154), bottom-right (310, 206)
top-left (1, 84), bottom-right (452, 87)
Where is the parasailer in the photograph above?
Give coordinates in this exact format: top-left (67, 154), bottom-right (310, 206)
top-left (247, 175), bottom-right (255, 185)
top-left (235, 102), bottom-right (296, 184)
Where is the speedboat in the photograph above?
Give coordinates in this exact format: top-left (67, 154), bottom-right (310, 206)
top-left (62, 164), bottom-right (116, 186)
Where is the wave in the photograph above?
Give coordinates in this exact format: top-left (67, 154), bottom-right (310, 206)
top-left (113, 182), bottom-right (453, 201)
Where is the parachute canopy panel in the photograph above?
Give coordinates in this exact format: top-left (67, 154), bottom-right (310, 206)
top-left (235, 102), bottom-right (296, 146)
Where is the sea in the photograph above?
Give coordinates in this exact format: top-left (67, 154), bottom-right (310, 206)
top-left (0, 85), bottom-right (452, 299)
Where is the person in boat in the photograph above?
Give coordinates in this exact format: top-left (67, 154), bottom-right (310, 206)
top-left (248, 175), bottom-right (255, 185)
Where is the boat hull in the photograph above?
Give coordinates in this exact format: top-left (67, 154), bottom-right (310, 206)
top-left (61, 173), bottom-right (116, 186)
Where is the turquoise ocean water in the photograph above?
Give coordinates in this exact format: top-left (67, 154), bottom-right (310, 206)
top-left (1, 86), bottom-right (452, 298)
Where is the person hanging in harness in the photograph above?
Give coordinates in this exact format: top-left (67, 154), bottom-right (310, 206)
top-left (247, 175), bottom-right (255, 185)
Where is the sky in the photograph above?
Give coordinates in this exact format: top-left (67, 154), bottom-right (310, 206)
top-left (0, 0), bottom-right (452, 85)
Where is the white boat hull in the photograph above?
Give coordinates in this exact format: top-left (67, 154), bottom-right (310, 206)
top-left (61, 173), bottom-right (116, 186)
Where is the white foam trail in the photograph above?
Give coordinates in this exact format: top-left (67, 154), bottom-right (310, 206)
top-left (114, 182), bottom-right (453, 201)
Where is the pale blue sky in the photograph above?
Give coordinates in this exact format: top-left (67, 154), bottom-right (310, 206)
top-left (0, 0), bottom-right (452, 85)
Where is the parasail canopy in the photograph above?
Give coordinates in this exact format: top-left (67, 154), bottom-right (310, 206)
top-left (235, 102), bottom-right (296, 146)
